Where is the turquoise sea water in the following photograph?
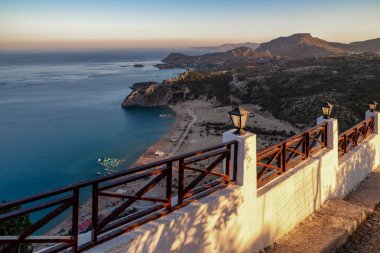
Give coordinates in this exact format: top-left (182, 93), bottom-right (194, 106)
top-left (0, 49), bottom-right (211, 202)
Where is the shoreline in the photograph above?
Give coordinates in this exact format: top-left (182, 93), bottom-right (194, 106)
top-left (46, 100), bottom-right (301, 241)
top-left (45, 104), bottom-right (196, 239)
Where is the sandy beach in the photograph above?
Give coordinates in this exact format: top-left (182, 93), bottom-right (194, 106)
top-left (46, 99), bottom-right (300, 241)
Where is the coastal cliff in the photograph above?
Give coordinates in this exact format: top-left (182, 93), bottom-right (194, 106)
top-left (122, 70), bottom-right (234, 108)
top-left (122, 82), bottom-right (172, 107)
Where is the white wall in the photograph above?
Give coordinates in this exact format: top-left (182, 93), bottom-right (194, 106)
top-left (87, 113), bottom-right (380, 253)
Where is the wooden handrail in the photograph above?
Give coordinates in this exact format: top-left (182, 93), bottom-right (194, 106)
top-left (0, 140), bottom-right (238, 253)
top-left (338, 117), bottom-right (374, 156)
top-left (257, 122), bottom-right (328, 188)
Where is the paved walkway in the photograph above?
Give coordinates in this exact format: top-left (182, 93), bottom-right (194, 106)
top-left (265, 168), bottom-right (380, 253)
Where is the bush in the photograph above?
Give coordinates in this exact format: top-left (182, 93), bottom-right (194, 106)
top-left (0, 201), bottom-right (33, 253)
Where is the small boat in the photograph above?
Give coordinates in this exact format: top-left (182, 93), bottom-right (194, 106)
top-left (159, 114), bottom-right (172, 118)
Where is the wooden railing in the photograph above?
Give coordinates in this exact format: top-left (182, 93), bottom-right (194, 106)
top-left (0, 140), bottom-right (238, 253)
top-left (256, 123), bottom-right (328, 188)
top-left (338, 117), bottom-right (375, 156)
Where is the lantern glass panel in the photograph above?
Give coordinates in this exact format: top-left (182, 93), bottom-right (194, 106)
top-left (322, 106), bottom-right (330, 116)
top-left (369, 101), bottom-right (377, 111)
top-left (230, 114), bottom-right (241, 129)
top-left (240, 114), bottom-right (247, 129)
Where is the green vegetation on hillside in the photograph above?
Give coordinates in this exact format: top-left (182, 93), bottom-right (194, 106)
top-left (240, 54), bottom-right (380, 131)
top-left (0, 202), bottom-right (33, 253)
top-left (170, 71), bottom-right (234, 105)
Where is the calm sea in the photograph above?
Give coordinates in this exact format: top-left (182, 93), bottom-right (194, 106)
top-left (0, 48), bottom-right (212, 202)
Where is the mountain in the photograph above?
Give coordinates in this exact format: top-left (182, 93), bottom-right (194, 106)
top-left (192, 42), bottom-right (260, 52)
top-left (162, 47), bottom-right (271, 66)
top-left (161, 34), bottom-right (380, 66)
top-left (256, 33), bottom-right (343, 58)
top-left (122, 70), bottom-right (233, 107)
top-left (331, 38), bottom-right (380, 53)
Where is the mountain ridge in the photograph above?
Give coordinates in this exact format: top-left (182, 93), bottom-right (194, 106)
top-left (192, 42), bottom-right (260, 52)
top-left (255, 33), bottom-right (344, 57)
top-left (161, 33), bottom-right (380, 68)
top-left (162, 47), bottom-right (272, 67)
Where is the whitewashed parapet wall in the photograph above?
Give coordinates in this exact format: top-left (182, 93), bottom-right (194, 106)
top-left (87, 111), bottom-right (380, 253)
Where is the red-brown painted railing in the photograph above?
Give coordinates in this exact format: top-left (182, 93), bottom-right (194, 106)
top-left (0, 140), bottom-right (238, 253)
top-left (256, 122), bottom-right (328, 188)
top-left (338, 117), bottom-right (375, 156)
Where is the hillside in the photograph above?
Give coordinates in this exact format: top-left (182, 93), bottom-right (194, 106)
top-left (161, 47), bottom-right (272, 69)
top-left (162, 47), bottom-right (270, 63)
top-left (124, 53), bottom-right (380, 131)
top-left (160, 34), bottom-right (380, 68)
top-left (122, 70), bottom-right (234, 107)
top-left (255, 33), bottom-right (343, 58)
top-left (331, 38), bottom-right (380, 53)
top-left (192, 42), bottom-right (260, 52)
top-left (237, 53), bottom-right (380, 131)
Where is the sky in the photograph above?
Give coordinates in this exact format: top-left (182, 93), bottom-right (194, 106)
top-left (1, 0), bottom-right (380, 51)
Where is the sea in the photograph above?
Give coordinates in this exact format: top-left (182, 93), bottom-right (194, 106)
top-left (0, 48), bottom-right (213, 204)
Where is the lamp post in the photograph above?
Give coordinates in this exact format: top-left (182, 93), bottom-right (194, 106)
top-left (229, 106), bottom-right (250, 136)
top-left (369, 100), bottom-right (378, 112)
top-left (321, 102), bottom-right (333, 119)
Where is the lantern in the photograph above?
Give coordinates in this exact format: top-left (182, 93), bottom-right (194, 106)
top-left (368, 100), bottom-right (377, 112)
top-left (321, 102), bottom-right (333, 119)
top-left (229, 106), bottom-right (250, 136)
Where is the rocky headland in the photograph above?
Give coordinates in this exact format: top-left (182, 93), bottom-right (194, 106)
top-left (123, 50), bottom-right (380, 132)
top-left (122, 33), bottom-right (380, 154)
top-left (122, 82), bottom-right (172, 107)
top-left (159, 47), bottom-right (273, 70)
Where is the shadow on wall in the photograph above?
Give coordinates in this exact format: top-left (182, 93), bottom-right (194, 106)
top-left (334, 141), bottom-right (376, 198)
top-left (126, 190), bottom-right (247, 253)
top-left (112, 186), bottom-right (282, 253)
top-left (110, 141), bottom-right (377, 253)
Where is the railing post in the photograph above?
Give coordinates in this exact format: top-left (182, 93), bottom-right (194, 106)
top-left (324, 123), bottom-right (328, 147)
top-left (166, 162), bottom-right (173, 211)
top-left (366, 110), bottom-right (380, 168)
top-left (72, 188), bottom-right (79, 253)
top-left (305, 132), bottom-right (310, 158)
top-left (365, 110), bottom-right (379, 134)
top-left (354, 128), bottom-right (358, 146)
top-left (233, 142), bottom-right (238, 181)
top-left (317, 117), bottom-right (338, 151)
top-left (92, 183), bottom-right (99, 244)
top-left (281, 142), bottom-right (286, 172)
top-left (222, 130), bottom-right (257, 196)
top-left (344, 134), bottom-right (348, 154)
top-left (178, 158), bottom-right (185, 205)
top-left (225, 144), bottom-right (232, 183)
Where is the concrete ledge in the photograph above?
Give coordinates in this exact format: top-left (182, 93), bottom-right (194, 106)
top-left (84, 131), bottom-right (380, 253)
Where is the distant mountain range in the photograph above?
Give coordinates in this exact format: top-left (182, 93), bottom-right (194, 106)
top-left (192, 42), bottom-right (260, 52)
top-left (165, 33), bottom-right (380, 67)
top-left (162, 47), bottom-right (271, 66)
top-left (256, 33), bottom-right (380, 57)
top-left (330, 38), bottom-right (380, 53)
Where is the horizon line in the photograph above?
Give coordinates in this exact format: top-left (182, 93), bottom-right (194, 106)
top-left (1, 34), bottom-right (380, 52)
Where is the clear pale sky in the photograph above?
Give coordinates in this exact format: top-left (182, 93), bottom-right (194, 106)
top-left (1, 0), bottom-right (380, 51)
